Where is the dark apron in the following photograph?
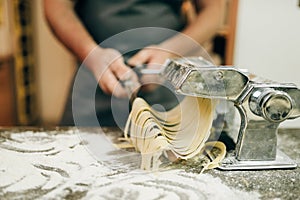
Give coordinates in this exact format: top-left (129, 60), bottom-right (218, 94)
top-left (61, 0), bottom-right (186, 127)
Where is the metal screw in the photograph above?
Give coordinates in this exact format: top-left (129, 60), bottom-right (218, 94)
top-left (215, 71), bottom-right (224, 81)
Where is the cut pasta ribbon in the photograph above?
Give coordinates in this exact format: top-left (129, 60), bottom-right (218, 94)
top-left (199, 141), bottom-right (226, 173)
top-left (122, 96), bottom-right (226, 171)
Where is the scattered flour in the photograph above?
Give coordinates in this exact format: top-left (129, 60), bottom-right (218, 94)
top-left (0, 130), bottom-right (260, 199)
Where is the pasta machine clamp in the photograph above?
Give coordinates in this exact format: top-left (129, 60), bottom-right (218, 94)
top-left (162, 57), bottom-right (300, 170)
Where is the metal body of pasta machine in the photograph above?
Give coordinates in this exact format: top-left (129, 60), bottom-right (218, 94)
top-left (161, 57), bottom-right (300, 170)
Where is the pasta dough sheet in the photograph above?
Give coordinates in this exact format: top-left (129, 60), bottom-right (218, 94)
top-left (123, 96), bottom-right (225, 171)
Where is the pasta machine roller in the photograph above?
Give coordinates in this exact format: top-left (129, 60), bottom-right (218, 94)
top-left (162, 57), bottom-right (300, 170)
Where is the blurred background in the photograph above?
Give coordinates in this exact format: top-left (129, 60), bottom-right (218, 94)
top-left (0, 0), bottom-right (299, 127)
top-left (0, 0), bottom-right (75, 126)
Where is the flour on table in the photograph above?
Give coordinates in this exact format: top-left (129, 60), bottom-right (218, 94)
top-left (0, 130), bottom-right (260, 199)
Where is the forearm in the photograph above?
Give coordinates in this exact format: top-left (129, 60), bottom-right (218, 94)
top-left (43, 0), bottom-right (98, 61)
top-left (161, 0), bottom-right (225, 55)
top-left (182, 0), bottom-right (225, 43)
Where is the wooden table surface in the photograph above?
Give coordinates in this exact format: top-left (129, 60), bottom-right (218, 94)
top-left (0, 127), bottom-right (299, 200)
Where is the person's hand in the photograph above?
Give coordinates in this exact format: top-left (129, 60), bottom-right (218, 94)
top-left (85, 47), bottom-right (140, 98)
top-left (127, 45), bottom-right (177, 91)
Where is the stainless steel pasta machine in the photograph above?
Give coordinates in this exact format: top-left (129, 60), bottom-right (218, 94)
top-left (161, 57), bottom-right (300, 170)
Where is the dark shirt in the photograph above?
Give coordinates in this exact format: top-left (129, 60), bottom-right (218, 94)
top-left (74, 0), bottom-right (185, 48)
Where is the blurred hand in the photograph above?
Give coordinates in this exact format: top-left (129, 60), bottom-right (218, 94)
top-left (127, 45), bottom-right (177, 91)
top-left (85, 47), bottom-right (140, 98)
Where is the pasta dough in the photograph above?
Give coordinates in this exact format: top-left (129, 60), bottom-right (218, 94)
top-left (123, 96), bottom-right (226, 171)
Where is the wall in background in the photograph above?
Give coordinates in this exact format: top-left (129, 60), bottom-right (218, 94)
top-left (0, 0), bottom-right (16, 125)
top-left (32, 0), bottom-right (76, 125)
top-left (234, 0), bottom-right (300, 127)
top-left (0, 0), bottom-right (13, 57)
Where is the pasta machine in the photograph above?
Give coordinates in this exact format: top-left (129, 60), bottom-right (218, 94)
top-left (161, 57), bottom-right (300, 170)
